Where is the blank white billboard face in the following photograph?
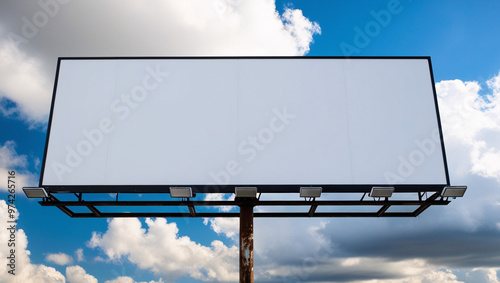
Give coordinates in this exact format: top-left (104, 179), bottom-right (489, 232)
top-left (41, 58), bottom-right (449, 192)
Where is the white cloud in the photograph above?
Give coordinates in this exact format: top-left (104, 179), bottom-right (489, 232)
top-left (104, 276), bottom-right (165, 283)
top-left (88, 217), bottom-right (239, 281)
top-left (66, 265), bottom-right (98, 283)
top-left (0, 141), bottom-right (27, 168)
top-left (431, 72), bottom-right (500, 231)
top-left (104, 277), bottom-right (135, 283)
top-left (203, 218), bottom-right (239, 239)
top-left (75, 248), bottom-right (84, 262)
top-left (282, 7), bottom-right (321, 55)
top-left (350, 269), bottom-right (465, 283)
top-left (470, 143), bottom-right (500, 181)
top-left (203, 193), bottom-right (239, 239)
top-left (0, 140), bottom-right (38, 192)
top-left (419, 270), bottom-right (465, 283)
top-left (46, 252), bottom-right (73, 265)
top-left (0, 0), bottom-right (320, 126)
top-left (0, 200), bottom-right (66, 283)
top-left (203, 193), bottom-right (235, 212)
top-left (0, 40), bottom-right (51, 127)
top-left (465, 268), bottom-right (500, 283)
top-left (482, 268), bottom-right (500, 283)
top-left (436, 71), bottom-right (500, 183)
top-left (487, 72), bottom-right (500, 92)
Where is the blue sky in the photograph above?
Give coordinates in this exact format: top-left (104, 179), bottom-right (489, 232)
top-left (1, 1), bottom-right (500, 282)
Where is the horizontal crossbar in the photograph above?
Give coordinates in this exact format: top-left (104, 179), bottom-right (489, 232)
top-left (39, 200), bottom-right (448, 207)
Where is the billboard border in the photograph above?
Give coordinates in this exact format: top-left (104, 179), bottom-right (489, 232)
top-left (39, 57), bottom-right (63, 188)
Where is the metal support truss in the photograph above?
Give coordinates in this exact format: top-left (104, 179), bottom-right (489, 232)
top-left (39, 192), bottom-right (449, 218)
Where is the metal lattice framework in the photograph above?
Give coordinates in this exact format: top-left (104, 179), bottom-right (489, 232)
top-left (39, 192), bottom-right (449, 218)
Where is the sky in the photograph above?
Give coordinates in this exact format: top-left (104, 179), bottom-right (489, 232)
top-left (0, 0), bottom-right (500, 282)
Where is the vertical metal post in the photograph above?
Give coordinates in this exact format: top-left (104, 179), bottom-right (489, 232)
top-left (239, 202), bottom-right (254, 283)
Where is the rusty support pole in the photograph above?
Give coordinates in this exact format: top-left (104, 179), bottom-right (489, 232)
top-left (239, 202), bottom-right (254, 283)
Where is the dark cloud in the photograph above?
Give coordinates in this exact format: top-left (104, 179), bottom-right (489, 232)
top-left (330, 228), bottom-right (500, 268)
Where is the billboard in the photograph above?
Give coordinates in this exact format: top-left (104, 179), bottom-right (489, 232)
top-left (40, 57), bottom-right (449, 193)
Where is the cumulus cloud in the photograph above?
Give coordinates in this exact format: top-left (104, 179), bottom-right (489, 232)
top-left (349, 269), bottom-right (465, 283)
top-left (66, 265), bottom-right (98, 283)
top-left (282, 7), bottom-right (321, 55)
top-left (0, 40), bottom-right (51, 127)
top-left (203, 193), bottom-right (239, 239)
top-left (0, 0), bottom-right (320, 126)
top-left (436, 71), bottom-right (500, 182)
top-left (88, 217), bottom-right (239, 281)
top-left (104, 276), bottom-right (165, 283)
top-left (46, 252), bottom-right (73, 265)
top-left (203, 193), bottom-right (235, 213)
top-left (0, 141), bottom-right (27, 168)
top-left (203, 217), bottom-right (239, 239)
top-left (465, 268), bottom-right (500, 283)
top-left (104, 277), bottom-right (136, 283)
top-left (0, 140), bottom-right (37, 192)
top-left (418, 270), bottom-right (465, 283)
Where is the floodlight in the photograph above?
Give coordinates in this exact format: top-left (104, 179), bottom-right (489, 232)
top-left (23, 187), bottom-right (48, 198)
top-left (441, 186), bottom-right (467, 197)
top-left (300, 187), bottom-right (322, 198)
top-left (169, 187), bottom-right (193, 198)
top-left (235, 187), bottom-right (258, 198)
top-left (369, 187), bottom-right (394, 198)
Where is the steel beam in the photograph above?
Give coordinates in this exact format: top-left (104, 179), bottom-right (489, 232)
top-left (40, 200), bottom-right (449, 207)
top-left (239, 203), bottom-right (254, 283)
